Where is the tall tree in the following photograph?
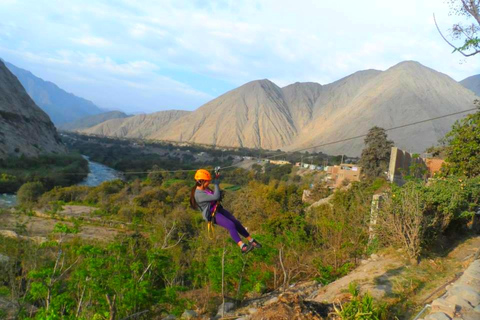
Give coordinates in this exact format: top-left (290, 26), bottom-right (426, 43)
top-left (435, 0), bottom-right (480, 57)
top-left (443, 102), bottom-right (480, 177)
top-left (359, 127), bottom-right (394, 179)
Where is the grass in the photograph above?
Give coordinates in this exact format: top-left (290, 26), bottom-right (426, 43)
top-left (383, 242), bottom-right (470, 317)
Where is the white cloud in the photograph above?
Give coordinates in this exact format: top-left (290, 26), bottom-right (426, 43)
top-left (71, 36), bottom-right (111, 47)
top-left (1, 0), bottom-right (479, 113)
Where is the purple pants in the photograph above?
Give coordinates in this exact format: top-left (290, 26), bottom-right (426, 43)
top-left (214, 208), bottom-right (250, 243)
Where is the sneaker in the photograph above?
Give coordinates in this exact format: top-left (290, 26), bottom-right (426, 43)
top-left (241, 243), bottom-right (253, 254)
top-left (250, 239), bottom-right (262, 249)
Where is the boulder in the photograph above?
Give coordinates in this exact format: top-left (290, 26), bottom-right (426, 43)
top-left (425, 312), bottom-right (451, 320)
top-left (448, 285), bottom-right (480, 306)
top-left (431, 298), bottom-right (455, 317)
top-left (445, 295), bottom-right (473, 311)
top-left (217, 302), bottom-right (235, 315)
top-left (0, 230), bottom-right (19, 239)
top-left (181, 310), bottom-right (197, 319)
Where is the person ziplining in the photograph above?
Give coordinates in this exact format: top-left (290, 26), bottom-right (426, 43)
top-left (190, 168), bottom-right (262, 254)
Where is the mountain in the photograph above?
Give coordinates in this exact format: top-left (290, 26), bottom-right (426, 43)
top-left (292, 61), bottom-right (477, 155)
top-left (0, 60), bottom-right (65, 159)
top-left (80, 61), bottom-right (478, 156)
top-left (59, 111), bottom-right (130, 131)
top-left (460, 74), bottom-right (480, 96)
top-left (4, 61), bottom-right (104, 125)
top-left (154, 80), bottom-right (297, 149)
top-left (282, 82), bottom-right (323, 128)
top-left (83, 110), bottom-right (190, 138)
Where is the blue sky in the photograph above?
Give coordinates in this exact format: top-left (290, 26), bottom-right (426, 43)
top-left (0, 0), bottom-right (479, 113)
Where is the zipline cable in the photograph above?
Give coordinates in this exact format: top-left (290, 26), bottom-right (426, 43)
top-left (62, 107), bottom-right (478, 175)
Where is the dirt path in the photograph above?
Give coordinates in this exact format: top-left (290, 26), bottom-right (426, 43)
top-left (311, 253), bottom-right (404, 303)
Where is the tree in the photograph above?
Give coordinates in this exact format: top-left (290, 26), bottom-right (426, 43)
top-left (147, 165), bottom-right (165, 186)
top-left (442, 103), bottom-right (480, 177)
top-left (359, 127), bottom-right (394, 179)
top-left (435, 0), bottom-right (480, 57)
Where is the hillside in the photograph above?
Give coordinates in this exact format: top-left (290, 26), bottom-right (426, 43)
top-left (80, 61), bottom-right (478, 156)
top-left (59, 111), bottom-right (130, 131)
top-left (0, 60), bottom-right (65, 159)
top-left (460, 74), bottom-right (480, 96)
top-left (83, 110), bottom-right (190, 138)
top-left (4, 61), bottom-right (104, 125)
top-left (293, 61), bottom-right (478, 155)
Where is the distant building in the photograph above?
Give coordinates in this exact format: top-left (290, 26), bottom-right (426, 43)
top-left (269, 160), bottom-right (291, 165)
top-left (295, 162), bottom-right (301, 167)
top-left (425, 158), bottom-right (445, 177)
top-left (326, 164), bottom-right (362, 188)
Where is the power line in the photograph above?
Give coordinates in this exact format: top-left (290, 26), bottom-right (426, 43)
top-left (221, 107), bottom-right (478, 166)
top-left (64, 107), bottom-right (477, 175)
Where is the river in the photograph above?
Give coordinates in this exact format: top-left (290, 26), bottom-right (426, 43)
top-left (0, 156), bottom-right (121, 208)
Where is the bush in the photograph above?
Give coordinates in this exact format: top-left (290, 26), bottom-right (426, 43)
top-left (334, 283), bottom-right (389, 319)
top-left (17, 182), bottom-right (45, 207)
top-left (442, 107), bottom-right (480, 177)
top-left (376, 182), bottom-right (427, 261)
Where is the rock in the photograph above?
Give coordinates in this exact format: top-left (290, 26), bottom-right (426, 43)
top-left (370, 254), bottom-right (379, 260)
top-left (29, 236), bottom-right (47, 245)
top-left (465, 267), bottom-right (480, 281)
top-left (248, 308), bottom-right (258, 314)
top-left (265, 296), bottom-right (279, 305)
top-left (0, 253), bottom-right (10, 264)
top-left (445, 295), bottom-right (473, 311)
top-left (360, 259), bottom-right (369, 265)
top-left (217, 302), bottom-right (235, 315)
top-left (457, 273), bottom-right (480, 289)
top-left (448, 285), bottom-right (480, 306)
top-left (431, 298), bottom-right (455, 317)
top-left (181, 310), bottom-right (197, 319)
top-left (425, 312), bottom-right (452, 320)
top-left (0, 230), bottom-right (19, 239)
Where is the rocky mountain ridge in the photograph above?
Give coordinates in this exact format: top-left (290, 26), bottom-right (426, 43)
top-left (4, 61), bottom-right (105, 125)
top-left (0, 60), bottom-right (65, 159)
top-left (59, 111), bottom-right (130, 131)
top-left (80, 61), bottom-right (479, 156)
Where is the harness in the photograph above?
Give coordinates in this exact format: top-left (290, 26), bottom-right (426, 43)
top-left (207, 203), bottom-right (218, 239)
top-left (207, 166), bottom-right (221, 240)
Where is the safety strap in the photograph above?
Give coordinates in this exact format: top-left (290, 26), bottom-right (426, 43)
top-left (207, 203), bottom-right (219, 239)
top-left (208, 166), bottom-right (222, 239)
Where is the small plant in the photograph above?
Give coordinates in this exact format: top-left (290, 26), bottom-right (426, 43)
top-left (333, 283), bottom-right (389, 320)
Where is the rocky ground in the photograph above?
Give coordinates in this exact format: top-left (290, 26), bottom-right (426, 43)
top-left (174, 236), bottom-right (480, 320)
top-left (419, 255), bottom-right (480, 320)
top-left (0, 207), bottom-right (123, 243)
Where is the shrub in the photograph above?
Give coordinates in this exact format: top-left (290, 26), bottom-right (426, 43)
top-left (17, 182), bottom-right (45, 207)
top-left (334, 283), bottom-right (389, 319)
top-left (376, 182), bottom-right (427, 261)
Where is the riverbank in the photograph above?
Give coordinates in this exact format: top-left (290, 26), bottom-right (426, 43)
top-left (0, 156), bottom-right (121, 208)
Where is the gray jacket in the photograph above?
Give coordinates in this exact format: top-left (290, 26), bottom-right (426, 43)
top-left (194, 181), bottom-right (221, 221)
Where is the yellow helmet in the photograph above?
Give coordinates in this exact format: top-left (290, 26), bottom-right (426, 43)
top-left (194, 169), bottom-right (211, 181)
